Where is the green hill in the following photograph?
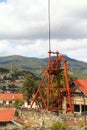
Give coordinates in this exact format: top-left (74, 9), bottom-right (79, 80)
top-left (0, 55), bottom-right (87, 78)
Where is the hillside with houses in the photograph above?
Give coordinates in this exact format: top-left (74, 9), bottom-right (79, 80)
top-left (0, 59), bottom-right (87, 129)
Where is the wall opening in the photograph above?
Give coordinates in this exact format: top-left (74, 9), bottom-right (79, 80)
top-left (74, 104), bottom-right (80, 112)
top-left (82, 105), bottom-right (87, 112)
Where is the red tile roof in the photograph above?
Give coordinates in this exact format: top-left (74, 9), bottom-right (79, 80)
top-left (0, 109), bottom-right (15, 122)
top-left (0, 93), bottom-right (23, 100)
top-left (74, 79), bottom-right (87, 95)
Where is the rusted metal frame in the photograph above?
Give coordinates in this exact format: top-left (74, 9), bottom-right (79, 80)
top-left (47, 75), bottom-right (57, 110)
top-left (31, 50), bottom-right (73, 113)
top-left (56, 72), bottom-right (61, 110)
top-left (39, 87), bottom-right (66, 92)
top-left (46, 73), bottom-right (51, 111)
top-left (56, 72), bottom-right (64, 111)
top-left (55, 56), bottom-right (73, 113)
top-left (55, 56), bottom-right (65, 111)
top-left (38, 90), bottom-right (47, 110)
top-left (30, 76), bottom-right (46, 108)
top-left (63, 60), bottom-right (73, 113)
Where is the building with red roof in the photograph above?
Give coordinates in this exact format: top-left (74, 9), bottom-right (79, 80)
top-left (0, 109), bottom-right (15, 122)
top-left (74, 79), bottom-right (87, 96)
top-left (62, 79), bottom-right (87, 114)
top-left (0, 93), bottom-right (35, 108)
top-left (0, 93), bottom-right (23, 106)
top-left (70, 79), bottom-right (87, 114)
top-left (0, 109), bottom-right (23, 128)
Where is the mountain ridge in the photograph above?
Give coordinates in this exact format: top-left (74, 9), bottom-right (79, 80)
top-left (0, 55), bottom-right (86, 78)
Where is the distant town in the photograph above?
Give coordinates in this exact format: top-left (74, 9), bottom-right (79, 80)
top-left (0, 65), bottom-right (26, 94)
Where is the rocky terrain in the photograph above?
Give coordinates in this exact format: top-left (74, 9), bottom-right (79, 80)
top-left (13, 108), bottom-right (87, 130)
top-left (1, 108), bottom-right (87, 130)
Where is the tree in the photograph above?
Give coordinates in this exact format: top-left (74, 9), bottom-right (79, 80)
top-left (21, 74), bottom-right (35, 104)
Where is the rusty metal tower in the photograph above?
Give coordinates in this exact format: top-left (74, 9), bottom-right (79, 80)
top-left (30, 50), bottom-right (73, 113)
top-left (30, 0), bottom-right (73, 113)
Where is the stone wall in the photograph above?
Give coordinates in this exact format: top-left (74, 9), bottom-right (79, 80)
top-left (17, 108), bottom-right (63, 127)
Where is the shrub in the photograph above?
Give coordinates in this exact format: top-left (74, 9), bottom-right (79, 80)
top-left (12, 99), bottom-right (24, 107)
top-left (51, 121), bottom-right (68, 130)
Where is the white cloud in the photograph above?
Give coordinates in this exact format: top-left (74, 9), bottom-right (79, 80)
top-left (0, 0), bottom-right (48, 39)
top-left (0, 39), bottom-right (87, 62)
top-left (0, 0), bottom-right (87, 39)
top-left (0, 0), bottom-right (86, 62)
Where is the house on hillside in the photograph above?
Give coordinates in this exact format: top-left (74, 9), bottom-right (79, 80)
top-left (63, 79), bottom-right (87, 114)
top-left (0, 109), bottom-right (22, 128)
top-left (0, 93), bottom-right (36, 108)
top-left (0, 93), bottom-right (23, 106)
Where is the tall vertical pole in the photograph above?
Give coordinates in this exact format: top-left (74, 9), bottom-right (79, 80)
top-left (48, 0), bottom-right (51, 66)
top-left (48, 0), bottom-right (51, 51)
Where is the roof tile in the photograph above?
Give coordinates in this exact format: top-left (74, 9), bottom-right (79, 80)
top-left (0, 93), bottom-right (23, 100)
top-left (0, 109), bottom-right (15, 122)
top-left (74, 79), bottom-right (87, 95)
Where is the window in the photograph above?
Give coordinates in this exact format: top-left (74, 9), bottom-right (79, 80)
top-left (82, 105), bottom-right (87, 112)
top-left (74, 104), bottom-right (80, 112)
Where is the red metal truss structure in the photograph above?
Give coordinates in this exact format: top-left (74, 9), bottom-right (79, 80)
top-left (31, 50), bottom-right (73, 113)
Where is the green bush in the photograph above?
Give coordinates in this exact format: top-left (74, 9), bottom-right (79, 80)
top-left (12, 99), bottom-right (24, 107)
top-left (51, 121), bottom-right (68, 130)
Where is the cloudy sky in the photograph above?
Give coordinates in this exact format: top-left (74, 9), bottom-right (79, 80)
top-left (0, 0), bottom-right (87, 62)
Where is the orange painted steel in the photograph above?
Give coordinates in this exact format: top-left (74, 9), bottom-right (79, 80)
top-left (31, 50), bottom-right (73, 113)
